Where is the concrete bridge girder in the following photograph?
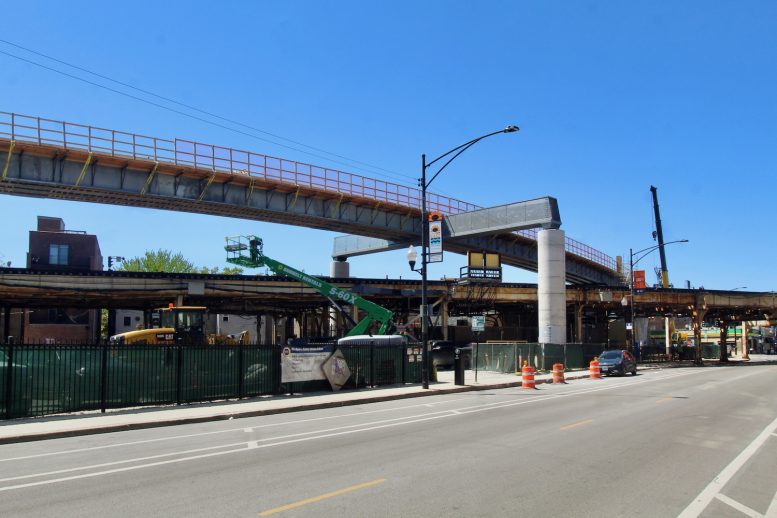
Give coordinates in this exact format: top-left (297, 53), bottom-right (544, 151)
top-left (2, 143), bottom-right (621, 285)
top-left (1, 148), bottom-right (418, 238)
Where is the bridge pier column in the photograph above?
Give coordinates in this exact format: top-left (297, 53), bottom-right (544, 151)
top-left (538, 229), bottom-right (566, 344)
top-left (575, 305), bottom-right (584, 343)
top-left (330, 259), bottom-right (349, 278)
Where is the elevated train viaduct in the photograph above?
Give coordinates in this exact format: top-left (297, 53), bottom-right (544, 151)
top-left (1, 268), bottom-right (773, 345)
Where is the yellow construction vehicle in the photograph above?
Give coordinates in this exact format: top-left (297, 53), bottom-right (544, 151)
top-left (109, 305), bottom-right (249, 345)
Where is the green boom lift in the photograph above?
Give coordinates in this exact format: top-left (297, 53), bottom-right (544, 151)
top-left (225, 236), bottom-right (395, 337)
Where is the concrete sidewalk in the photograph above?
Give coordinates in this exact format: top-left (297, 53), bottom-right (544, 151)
top-left (1, 356), bottom-right (773, 444)
top-left (0, 367), bottom-right (589, 444)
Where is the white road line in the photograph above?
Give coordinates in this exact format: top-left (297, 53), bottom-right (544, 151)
top-left (0, 412), bottom-right (457, 492)
top-left (0, 396), bottom-right (476, 463)
top-left (9, 371), bottom-right (699, 464)
top-left (0, 368), bottom-right (710, 491)
top-left (715, 494), bottom-right (763, 517)
top-left (0, 412), bottom-right (461, 483)
top-left (3, 369), bottom-right (702, 474)
top-left (678, 414), bottom-right (777, 517)
top-left (766, 487), bottom-right (777, 518)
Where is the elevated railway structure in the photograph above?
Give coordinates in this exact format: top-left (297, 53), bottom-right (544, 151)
top-left (1, 268), bottom-right (773, 343)
top-left (0, 112), bottom-right (620, 284)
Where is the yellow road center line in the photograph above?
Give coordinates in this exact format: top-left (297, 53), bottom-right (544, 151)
top-left (259, 478), bottom-right (386, 516)
top-left (656, 397), bottom-right (673, 404)
top-left (560, 419), bottom-right (593, 431)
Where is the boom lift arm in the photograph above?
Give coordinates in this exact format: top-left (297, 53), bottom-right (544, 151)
top-left (225, 236), bottom-right (394, 337)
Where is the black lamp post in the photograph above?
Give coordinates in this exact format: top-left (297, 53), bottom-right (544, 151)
top-left (628, 239), bottom-right (688, 353)
top-left (407, 125), bottom-right (519, 389)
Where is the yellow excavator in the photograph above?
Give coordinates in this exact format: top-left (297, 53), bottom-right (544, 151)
top-left (109, 304), bottom-right (249, 345)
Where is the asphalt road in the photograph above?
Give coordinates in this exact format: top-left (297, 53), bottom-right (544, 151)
top-left (1, 365), bottom-right (776, 517)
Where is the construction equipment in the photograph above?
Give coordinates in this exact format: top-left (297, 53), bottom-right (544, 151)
top-left (109, 305), bottom-right (250, 345)
top-left (650, 185), bottom-right (670, 288)
top-left (225, 235), bottom-right (394, 337)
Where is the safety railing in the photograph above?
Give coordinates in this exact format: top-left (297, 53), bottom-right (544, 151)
top-left (0, 111), bottom-right (617, 271)
top-left (1, 341), bottom-right (424, 419)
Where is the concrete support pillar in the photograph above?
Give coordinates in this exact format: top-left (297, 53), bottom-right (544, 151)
top-left (261, 315), bottom-right (274, 345)
top-left (321, 304), bottom-right (330, 337)
top-left (742, 321), bottom-right (750, 360)
top-left (3, 306), bottom-right (10, 342)
top-left (330, 259), bottom-right (349, 278)
top-left (575, 305), bottom-right (584, 344)
top-left (538, 229), bottom-right (566, 344)
top-left (441, 298), bottom-right (449, 340)
top-left (693, 297), bottom-right (706, 365)
top-left (665, 317), bottom-right (673, 357)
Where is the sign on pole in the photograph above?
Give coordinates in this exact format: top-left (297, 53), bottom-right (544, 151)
top-left (428, 213), bottom-right (443, 263)
top-left (472, 315), bottom-right (485, 332)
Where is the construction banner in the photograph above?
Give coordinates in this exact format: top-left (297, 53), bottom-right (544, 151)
top-left (281, 345), bottom-right (332, 383)
top-left (633, 270), bottom-right (646, 289)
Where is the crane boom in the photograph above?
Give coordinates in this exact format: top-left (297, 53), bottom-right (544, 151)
top-left (225, 236), bottom-right (394, 336)
top-left (649, 186), bottom-right (670, 288)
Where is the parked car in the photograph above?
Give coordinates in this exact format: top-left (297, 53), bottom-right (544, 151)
top-left (598, 350), bottom-right (637, 376)
top-left (431, 341), bottom-right (472, 370)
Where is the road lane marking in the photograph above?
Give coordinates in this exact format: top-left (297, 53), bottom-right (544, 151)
top-left (560, 419), bottom-right (593, 431)
top-left (715, 494), bottom-right (763, 517)
top-left (258, 479), bottom-right (385, 516)
top-left (678, 414), bottom-right (777, 517)
top-left (3, 370), bottom-right (702, 463)
top-left (766, 486), bottom-right (777, 517)
top-left (0, 396), bottom-right (477, 463)
top-left (656, 397), bottom-right (673, 404)
top-left (0, 368), bottom-right (715, 491)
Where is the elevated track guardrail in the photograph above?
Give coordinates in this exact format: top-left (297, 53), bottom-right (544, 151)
top-left (0, 111), bottom-right (617, 273)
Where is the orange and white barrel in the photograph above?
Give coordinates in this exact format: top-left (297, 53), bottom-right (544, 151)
top-left (552, 363), bottom-right (566, 384)
top-left (521, 361), bottom-right (536, 389)
top-left (589, 358), bottom-right (601, 379)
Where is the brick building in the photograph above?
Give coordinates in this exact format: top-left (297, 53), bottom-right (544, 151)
top-left (23, 216), bottom-right (103, 342)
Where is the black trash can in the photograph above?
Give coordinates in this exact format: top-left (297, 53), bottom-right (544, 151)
top-left (454, 348), bottom-right (465, 385)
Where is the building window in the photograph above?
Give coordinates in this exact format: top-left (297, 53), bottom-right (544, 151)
top-left (223, 315), bottom-right (229, 322)
top-left (49, 244), bottom-right (69, 265)
top-left (123, 316), bottom-right (131, 326)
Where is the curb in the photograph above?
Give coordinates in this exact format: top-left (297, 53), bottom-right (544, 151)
top-left (0, 373), bottom-right (593, 445)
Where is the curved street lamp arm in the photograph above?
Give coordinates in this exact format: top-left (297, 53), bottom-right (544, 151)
top-left (632, 239), bottom-right (689, 267)
top-left (425, 139), bottom-right (482, 189)
top-left (424, 128), bottom-right (508, 170)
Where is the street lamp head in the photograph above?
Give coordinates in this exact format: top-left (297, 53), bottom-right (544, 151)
top-left (406, 245), bottom-right (418, 271)
top-left (503, 125), bottom-right (520, 133)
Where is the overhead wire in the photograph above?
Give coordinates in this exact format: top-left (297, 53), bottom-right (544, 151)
top-left (0, 40), bottom-right (417, 185)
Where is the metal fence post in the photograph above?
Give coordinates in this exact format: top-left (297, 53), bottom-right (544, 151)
top-left (273, 345), bottom-right (282, 394)
top-left (369, 343), bottom-right (375, 387)
top-left (100, 342), bottom-right (108, 413)
top-left (401, 344), bottom-right (405, 384)
top-left (176, 344), bottom-right (183, 405)
top-left (238, 346), bottom-right (244, 399)
top-left (4, 341), bottom-right (13, 419)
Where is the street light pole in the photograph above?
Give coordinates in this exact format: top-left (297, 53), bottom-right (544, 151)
top-left (420, 153), bottom-right (429, 389)
top-left (411, 126), bottom-right (519, 389)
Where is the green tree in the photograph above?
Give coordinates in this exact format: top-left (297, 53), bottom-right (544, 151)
top-left (117, 249), bottom-right (242, 274)
top-left (118, 250), bottom-right (196, 273)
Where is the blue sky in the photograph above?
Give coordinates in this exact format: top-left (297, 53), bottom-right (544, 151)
top-left (1, 1), bottom-right (775, 289)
